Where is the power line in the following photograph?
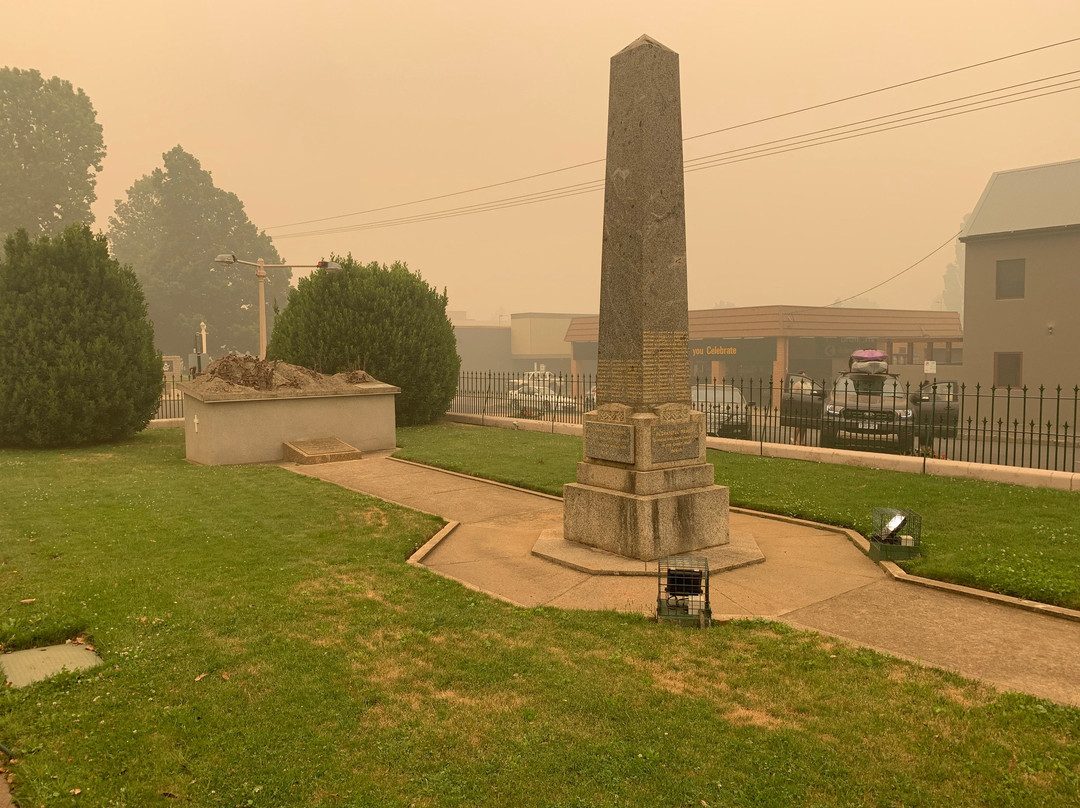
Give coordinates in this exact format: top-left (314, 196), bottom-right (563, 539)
top-left (267, 35), bottom-right (1080, 232)
top-left (274, 79), bottom-right (1080, 240)
top-left (684, 70), bottom-right (1080, 169)
top-left (823, 230), bottom-right (962, 311)
top-left (684, 35), bottom-right (1080, 142)
top-left (265, 156), bottom-right (606, 232)
top-left (685, 82), bottom-right (1080, 175)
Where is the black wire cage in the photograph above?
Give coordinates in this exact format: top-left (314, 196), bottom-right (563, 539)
top-left (656, 556), bottom-right (712, 627)
top-left (869, 507), bottom-right (922, 561)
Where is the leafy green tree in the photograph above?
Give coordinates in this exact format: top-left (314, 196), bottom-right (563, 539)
top-left (267, 256), bottom-right (460, 425)
top-left (108, 146), bottom-right (287, 356)
top-left (0, 67), bottom-right (106, 236)
top-left (0, 225), bottom-right (162, 447)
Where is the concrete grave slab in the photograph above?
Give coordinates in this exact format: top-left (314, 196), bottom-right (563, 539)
top-left (2, 643), bottom-right (103, 688)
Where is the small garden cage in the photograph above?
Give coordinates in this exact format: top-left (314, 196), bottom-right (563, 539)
top-left (869, 507), bottom-right (922, 561)
top-left (656, 556), bottom-right (711, 627)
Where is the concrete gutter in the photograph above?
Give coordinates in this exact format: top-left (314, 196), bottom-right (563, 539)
top-left (708, 435), bottom-right (1080, 492)
top-left (442, 412), bottom-right (1080, 492)
top-left (726, 507), bottom-right (1080, 625)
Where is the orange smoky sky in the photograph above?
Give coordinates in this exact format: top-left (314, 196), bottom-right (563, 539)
top-left (4, 1), bottom-right (1079, 320)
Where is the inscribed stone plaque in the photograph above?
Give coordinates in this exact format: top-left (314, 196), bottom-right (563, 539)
top-left (291, 437), bottom-right (356, 455)
top-left (283, 437), bottom-right (363, 465)
top-left (584, 422), bottom-right (635, 464)
top-left (651, 422), bottom-right (699, 463)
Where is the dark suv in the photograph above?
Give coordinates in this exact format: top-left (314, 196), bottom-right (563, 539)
top-left (913, 380), bottom-right (961, 441)
top-left (820, 371), bottom-right (915, 454)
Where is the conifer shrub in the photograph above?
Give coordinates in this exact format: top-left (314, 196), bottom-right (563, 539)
top-left (267, 257), bottom-right (460, 425)
top-left (0, 225), bottom-right (163, 447)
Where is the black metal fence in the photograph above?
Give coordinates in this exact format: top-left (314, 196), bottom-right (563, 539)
top-left (449, 370), bottom-right (1080, 473)
top-left (154, 377), bottom-right (188, 420)
top-left (152, 369), bottom-right (1079, 472)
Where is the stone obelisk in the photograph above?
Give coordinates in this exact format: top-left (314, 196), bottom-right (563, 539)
top-left (563, 35), bottom-right (729, 561)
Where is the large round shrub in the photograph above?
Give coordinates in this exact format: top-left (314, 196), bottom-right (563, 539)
top-left (0, 225), bottom-right (163, 447)
top-left (267, 256), bottom-right (460, 425)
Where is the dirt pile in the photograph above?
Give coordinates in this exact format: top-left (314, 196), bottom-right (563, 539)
top-left (186, 355), bottom-right (379, 396)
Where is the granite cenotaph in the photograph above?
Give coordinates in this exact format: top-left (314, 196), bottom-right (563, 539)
top-left (562, 35), bottom-right (730, 561)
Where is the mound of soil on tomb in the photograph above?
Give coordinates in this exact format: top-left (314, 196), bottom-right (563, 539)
top-left (186, 355), bottom-right (380, 396)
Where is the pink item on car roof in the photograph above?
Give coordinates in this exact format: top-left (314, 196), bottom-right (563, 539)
top-left (850, 349), bottom-right (888, 363)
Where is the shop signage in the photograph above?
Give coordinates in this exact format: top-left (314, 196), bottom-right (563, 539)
top-left (691, 344), bottom-right (737, 357)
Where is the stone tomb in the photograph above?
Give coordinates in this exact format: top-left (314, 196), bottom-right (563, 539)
top-left (181, 356), bottom-right (399, 466)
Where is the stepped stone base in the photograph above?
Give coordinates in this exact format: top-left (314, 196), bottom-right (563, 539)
top-left (564, 478), bottom-right (729, 561)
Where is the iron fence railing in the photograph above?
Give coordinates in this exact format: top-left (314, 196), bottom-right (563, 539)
top-left (154, 376), bottom-right (188, 420)
top-left (448, 370), bottom-right (1080, 473)
top-left (152, 369), bottom-right (1079, 472)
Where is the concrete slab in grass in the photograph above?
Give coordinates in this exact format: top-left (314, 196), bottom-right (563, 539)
top-left (2, 643), bottom-right (103, 687)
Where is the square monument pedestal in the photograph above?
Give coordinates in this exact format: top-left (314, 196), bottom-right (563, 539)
top-left (564, 480), bottom-right (728, 561)
top-left (563, 406), bottom-right (730, 561)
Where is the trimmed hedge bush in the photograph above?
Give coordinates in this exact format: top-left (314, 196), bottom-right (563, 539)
top-left (267, 256), bottom-right (459, 426)
top-left (0, 225), bottom-right (163, 447)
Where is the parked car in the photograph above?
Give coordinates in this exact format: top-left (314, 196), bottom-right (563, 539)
top-left (779, 373), bottom-right (825, 428)
top-left (820, 371), bottom-right (915, 453)
top-left (506, 382), bottom-right (577, 416)
top-left (691, 384), bottom-right (751, 439)
top-left (913, 380), bottom-right (961, 441)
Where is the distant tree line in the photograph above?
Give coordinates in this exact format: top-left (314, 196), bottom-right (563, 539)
top-left (1, 64), bottom-right (460, 439)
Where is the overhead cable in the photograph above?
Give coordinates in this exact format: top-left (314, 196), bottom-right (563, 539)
top-left (273, 80), bottom-right (1080, 240)
top-left (267, 35), bottom-right (1080, 232)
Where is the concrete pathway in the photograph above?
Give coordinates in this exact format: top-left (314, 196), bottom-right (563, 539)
top-left (286, 454), bottom-right (1080, 707)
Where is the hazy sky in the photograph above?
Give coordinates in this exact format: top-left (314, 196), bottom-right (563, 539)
top-left (5, 1), bottom-right (1079, 321)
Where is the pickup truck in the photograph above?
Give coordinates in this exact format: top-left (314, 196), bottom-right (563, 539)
top-left (820, 370), bottom-right (916, 454)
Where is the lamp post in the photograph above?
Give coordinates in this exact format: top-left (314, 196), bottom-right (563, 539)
top-left (213, 253), bottom-right (340, 359)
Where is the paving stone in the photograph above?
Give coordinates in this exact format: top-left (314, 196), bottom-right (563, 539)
top-left (1, 643), bottom-right (103, 688)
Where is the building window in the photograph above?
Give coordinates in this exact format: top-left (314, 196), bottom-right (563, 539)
top-left (996, 259), bottom-right (1025, 299)
top-left (994, 352), bottom-right (1022, 388)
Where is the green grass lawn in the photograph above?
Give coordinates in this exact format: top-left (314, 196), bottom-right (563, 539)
top-left (0, 428), bottom-right (1077, 807)
top-left (395, 423), bottom-right (1080, 611)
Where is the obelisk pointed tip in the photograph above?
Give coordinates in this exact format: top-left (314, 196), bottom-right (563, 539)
top-left (616, 34), bottom-right (673, 56)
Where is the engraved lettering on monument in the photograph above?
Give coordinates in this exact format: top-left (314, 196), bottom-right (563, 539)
top-left (651, 422), bottom-right (699, 463)
top-left (584, 422), bottom-right (635, 463)
top-left (642, 331), bottom-right (690, 403)
top-left (596, 358), bottom-right (642, 404)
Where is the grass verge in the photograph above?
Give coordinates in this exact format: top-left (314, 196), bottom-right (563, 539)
top-left (395, 423), bottom-right (1080, 610)
top-left (0, 428), bottom-right (1077, 807)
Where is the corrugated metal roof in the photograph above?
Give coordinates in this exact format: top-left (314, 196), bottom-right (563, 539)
top-left (563, 306), bottom-right (962, 342)
top-left (962, 158), bottom-right (1080, 239)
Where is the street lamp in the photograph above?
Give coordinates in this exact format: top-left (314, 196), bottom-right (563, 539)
top-left (213, 253), bottom-right (341, 359)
